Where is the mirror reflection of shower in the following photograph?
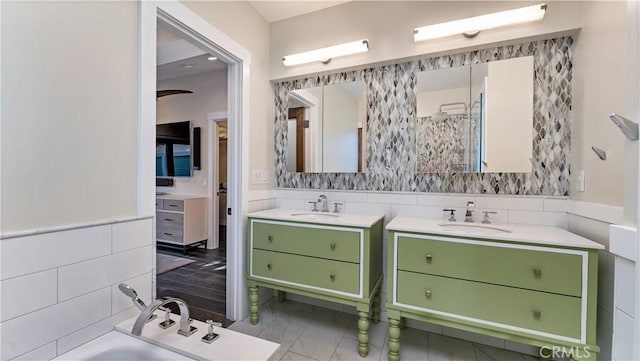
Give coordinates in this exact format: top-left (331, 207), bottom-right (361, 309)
top-left (416, 56), bottom-right (534, 174)
top-left (431, 102), bottom-right (467, 121)
top-left (421, 100), bottom-right (483, 173)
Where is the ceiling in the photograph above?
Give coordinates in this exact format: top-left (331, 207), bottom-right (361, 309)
top-left (156, 1), bottom-right (350, 79)
top-left (157, 23), bottom-right (227, 81)
top-left (248, 1), bottom-right (349, 23)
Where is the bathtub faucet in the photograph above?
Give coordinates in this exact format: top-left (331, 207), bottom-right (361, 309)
top-left (131, 297), bottom-right (197, 337)
top-left (117, 283), bottom-right (157, 322)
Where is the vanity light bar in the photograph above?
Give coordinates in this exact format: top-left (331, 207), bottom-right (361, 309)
top-left (413, 4), bottom-right (547, 42)
top-left (282, 39), bottom-right (369, 67)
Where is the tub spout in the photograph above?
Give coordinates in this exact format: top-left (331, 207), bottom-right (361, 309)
top-left (131, 297), bottom-right (196, 337)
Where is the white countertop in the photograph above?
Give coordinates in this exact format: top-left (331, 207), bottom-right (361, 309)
top-left (247, 208), bottom-right (384, 228)
top-left (156, 193), bottom-right (207, 200)
top-left (386, 216), bottom-right (605, 250)
top-left (116, 313), bottom-right (279, 361)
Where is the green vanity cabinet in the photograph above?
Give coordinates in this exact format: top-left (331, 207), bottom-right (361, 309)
top-left (246, 209), bottom-right (385, 357)
top-left (385, 217), bottom-right (604, 361)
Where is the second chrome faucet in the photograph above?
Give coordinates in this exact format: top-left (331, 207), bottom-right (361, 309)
top-left (464, 201), bottom-right (475, 222)
top-left (317, 194), bottom-right (329, 212)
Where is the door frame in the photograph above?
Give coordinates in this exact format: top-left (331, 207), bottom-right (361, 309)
top-left (288, 89), bottom-right (320, 171)
top-left (139, 1), bottom-right (251, 321)
top-left (207, 111), bottom-right (228, 250)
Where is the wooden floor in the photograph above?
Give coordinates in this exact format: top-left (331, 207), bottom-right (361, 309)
top-left (156, 226), bottom-right (233, 327)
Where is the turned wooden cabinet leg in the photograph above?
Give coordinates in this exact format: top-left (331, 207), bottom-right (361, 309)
top-left (388, 318), bottom-right (401, 361)
top-left (358, 311), bottom-right (370, 357)
top-left (277, 290), bottom-right (286, 302)
top-left (249, 286), bottom-right (259, 325)
top-left (372, 291), bottom-right (381, 324)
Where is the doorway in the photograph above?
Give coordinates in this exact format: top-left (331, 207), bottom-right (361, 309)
top-left (154, 19), bottom-right (231, 324)
top-left (140, 2), bottom-right (251, 323)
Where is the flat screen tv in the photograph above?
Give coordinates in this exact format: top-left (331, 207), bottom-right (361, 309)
top-left (156, 121), bottom-right (191, 177)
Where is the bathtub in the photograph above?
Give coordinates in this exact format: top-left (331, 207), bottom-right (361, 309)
top-left (53, 331), bottom-right (195, 361)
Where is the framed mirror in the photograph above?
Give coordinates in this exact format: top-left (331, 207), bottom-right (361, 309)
top-left (286, 80), bottom-right (366, 173)
top-left (416, 56), bottom-right (534, 173)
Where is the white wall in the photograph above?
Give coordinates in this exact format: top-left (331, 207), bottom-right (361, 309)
top-left (183, 1), bottom-right (273, 191)
top-left (156, 70), bottom-right (227, 195)
top-left (572, 1), bottom-right (631, 209)
top-left (270, 1), bottom-right (584, 81)
top-left (0, 3), bottom-right (153, 359)
top-left (1, 1), bottom-right (139, 233)
top-left (417, 88), bottom-right (468, 118)
top-left (157, 70), bottom-right (227, 125)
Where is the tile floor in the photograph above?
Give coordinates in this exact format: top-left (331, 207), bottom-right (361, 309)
top-left (228, 297), bottom-right (538, 361)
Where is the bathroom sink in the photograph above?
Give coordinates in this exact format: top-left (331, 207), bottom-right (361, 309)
top-left (438, 223), bottom-right (512, 235)
top-left (291, 212), bottom-right (340, 221)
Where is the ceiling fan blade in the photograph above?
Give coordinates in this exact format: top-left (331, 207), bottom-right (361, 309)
top-left (157, 89), bottom-right (194, 98)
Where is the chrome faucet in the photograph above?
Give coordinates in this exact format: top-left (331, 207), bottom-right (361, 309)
top-left (464, 201), bottom-right (475, 222)
top-left (317, 194), bottom-right (329, 212)
top-left (131, 297), bottom-right (197, 337)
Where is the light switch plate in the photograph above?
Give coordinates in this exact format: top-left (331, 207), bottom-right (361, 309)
top-left (576, 170), bottom-right (585, 192)
top-left (252, 169), bottom-right (270, 184)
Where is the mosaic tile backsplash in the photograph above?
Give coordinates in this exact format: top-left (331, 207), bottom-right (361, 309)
top-left (274, 37), bottom-right (573, 195)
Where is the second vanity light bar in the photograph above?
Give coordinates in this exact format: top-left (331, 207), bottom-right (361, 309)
top-left (282, 39), bottom-right (369, 67)
top-left (414, 4), bottom-right (547, 42)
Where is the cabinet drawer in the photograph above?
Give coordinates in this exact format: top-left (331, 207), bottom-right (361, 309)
top-left (156, 227), bottom-right (184, 243)
top-left (252, 221), bottom-right (360, 263)
top-left (162, 199), bottom-right (184, 211)
top-left (396, 271), bottom-right (581, 339)
top-left (397, 236), bottom-right (582, 297)
top-left (155, 199), bottom-right (163, 210)
top-left (157, 212), bottom-right (184, 243)
top-left (157, 211), bottom-right (184, 228)
top-left (252, 249), bottom-right (360, 294)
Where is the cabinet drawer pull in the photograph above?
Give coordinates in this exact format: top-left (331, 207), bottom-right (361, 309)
top-left (267, 263), bottom-right (272, 270)
top-left (330, 243), bottom-right (336, 250)
top-left (532, 308), bottom-right (542, 320)
top-left (163, 232), bottom-right (173, 236)
top-left (267, 235), bottom-right (273, 242)
top-left (425, 290), bottom-right (432, 298)
top-left (329, 274), bottom-right (335, 281)
top-left (169, 204), bottom-right (178, 207)
top-left (533, 267), bottom-right (542, 278)
top-left (164, 218), bottom-right (173, 221)
top-left (425, 254), bottom-right (433, 263)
